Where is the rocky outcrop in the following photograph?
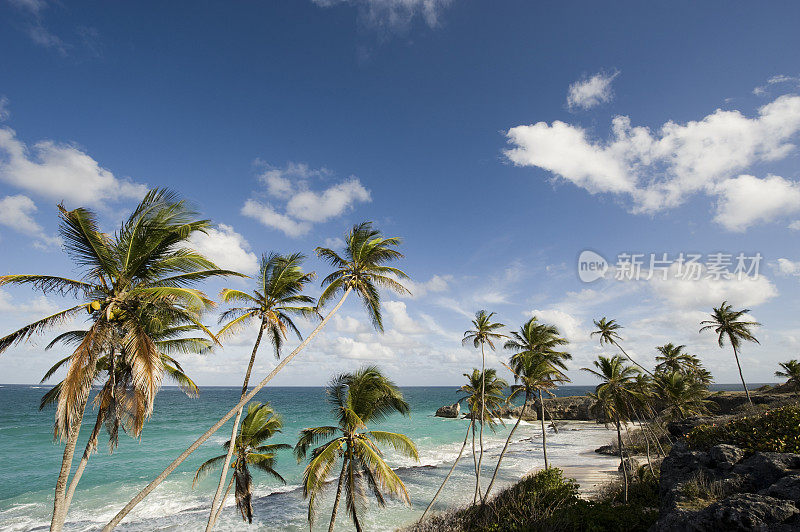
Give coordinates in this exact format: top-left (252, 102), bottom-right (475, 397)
top-left (653, 441), bottom-right (800, 531)
top-left (534, 396), bottom-right (595, 420)
top-left (435, 402), bottom-right (460, 418)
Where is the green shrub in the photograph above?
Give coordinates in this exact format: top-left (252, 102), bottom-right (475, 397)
top-left (550, 500), bottom-right (659, 532)
top-left (410, 467), bottom-right (660, 532)
top-left (410, 468), bottom-right (580, 532)
top-left (686, 403), bottom-right (800, 453)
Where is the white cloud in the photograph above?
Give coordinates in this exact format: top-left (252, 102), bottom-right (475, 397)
top-left (0, 127), bottom-right (147, 208)
top-left (8, 0), bottom-right (47, 14)
top-left (712, 174), bottom-right (800, 231)
top-left (384, 300), bottom-right (425, 334)
top-left (0, 97), bottom-right (9, 121)
top-left (312, 0), bottom-right (454, 30)
top-left (528, 308), bottom-right (586, 343)
top-left (505, 95), bottom-right (800, 229)
top-left (0, 194), bottom-right (61, 248)
top-left (324, 237), bottom-right (345, 249)
top-left (648, 264), bottom-right (777, 309)
top-left (789, 220), bottom-right (800, 231)
top-left (775, 258), bottom-right (800, 276)
top-left (567, 71), bottom-right (619, 110)
top-left (242, 162), bottom-right (371, 237)
top-left (0, 288), bottom-right (56, 314)
top-left (753, 74), bottom-right (800, 96)
top-left (400, 274), bottom-right (451, 299)
top-left (188, 224), bottom-right (259, 275)
top-left (241, 199), bottom-right (312, 238)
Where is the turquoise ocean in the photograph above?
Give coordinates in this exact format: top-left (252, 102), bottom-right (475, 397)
top-left (0, 383), bottom-right (747, 531)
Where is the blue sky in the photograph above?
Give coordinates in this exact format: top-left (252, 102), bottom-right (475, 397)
top-left (1, 0), bottom-right (800, 387)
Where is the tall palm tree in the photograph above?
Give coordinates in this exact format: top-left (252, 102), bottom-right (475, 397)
top-left (458, 368), bottom-right (507, 503)
top-left (700, 301), bottom-right (761, 404)
top-left (40, 319), bottom-right (209, 519)
top-left (0, 190), bottom-right (238, 532)
top-left (206, 253), bottom-right (316, 529)
top-left (654, 343), bottom-right (693, 375)
top-left (591, 317), bottom-right (653, 377)
top-left (653, 371), bottom-right (714, 421)
top-left (775, 360), bottom-right (800, 395)
top-left (504, 318), bottom-right (571, 471)
top-left (582, 355), bottom-right (641, 502)
top-left (194, 402), bottom-right (290, 525)
top-left (462, 310), bottom-right (505, 502)
top-left (484, 352), bottom-right (567, 500)
top-left (295, 367), bottom-right (418, 532)
top-left (102, 221), bottom-right (410, 531)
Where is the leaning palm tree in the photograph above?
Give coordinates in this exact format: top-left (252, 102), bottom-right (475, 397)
top-left (418, 368), bottom-right (507, 521)
top-left (205, 253), bottom-right (316, 529)
top-left (295, 366), bottom-right (418, 532)
top-left (462, 310), bottom-right (505, 502)
top-left (700, 301), bottom-right (761, 404)
top-left (194, 402), bottom-right (290, 525)
top-left (591, 317), bottom-right (652, 377)
top-left (653, 371), bottom-right (714, 422)
top-left (484, 352), bottom-right (567, 500)
top-left (40, 318), bottom-right (209, 519)
top-left (582, 355), bottom-right (641, 502)
top-left (654, 343), bottom-right (693, 375)
top-left (458, 368), bottom-right (507, 503)
top-left (0, 190), bottom-right (238, 532)
top-left (504, 318), bottom-right (571, 471)
top-left (101, 222), bottom-right (410, 531)
top-left (775, 360), bottom-right (800, 395)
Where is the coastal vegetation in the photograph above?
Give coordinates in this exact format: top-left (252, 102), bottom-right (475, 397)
top-left (700, 301), bottom-right (761, 404)
top-left (193, 402), bottom-right (290, 525)
top-left (462, 310), bottom-right (505, 504)
top-left (295, 366), bottom-right (418, 532)
top-left (1, 193), bottom-right (797, 531)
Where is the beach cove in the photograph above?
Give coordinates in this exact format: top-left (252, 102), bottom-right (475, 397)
top-left (0, 385), bottom-right (621, 531)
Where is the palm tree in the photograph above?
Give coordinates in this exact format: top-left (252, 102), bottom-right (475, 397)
top-left (654, 343), bottom-right (693, 375)
top-left (295, 367), bottom-right (418, 532)
top-left (700, 301), bottom-right (761, 404)
top-left (458, 368), bottom-right (507, 503)
top-left (591, 317), bottom-right (653, 377)
top-left (194, 402), bottom-right (290, 525)
top-left (775, 360), bottom-right (800, 395)
top-left (484, 352), bottom-right (567, 500)
top-left (40, 319), bottom-right (209, 518)
top-left (653, 371), bottom-right (714, 421)
top-left (462, 310), bottom-right (505, 502)
top-left (0, 190), bottom-right (238, 531)
top-left (206, 253), bottom-right (316, 529)
top-left (504, 318), bottom-right (571, 471)
top-left (582, 355), bottom-right (641, 502)
top-left (102, 221), bottom-right (409, 531)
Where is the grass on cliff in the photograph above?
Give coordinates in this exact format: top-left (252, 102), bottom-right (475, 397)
top-left (686, 402), bottom-right (800, 453)
top-left (409, 468), bottom-right (658, 532)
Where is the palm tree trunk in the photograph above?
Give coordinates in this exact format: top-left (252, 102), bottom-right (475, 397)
top-left (616, 414), bottom-right (628, 503)
top-left (539, 389), bottom-right (548, 470)
top-left (477, 342), bottom-right (486, 502)
top-left (328, 460), bottom-right (348, 532)
top-left (419, 419), bottom-right (473, 523)
top-left (206, 326), bottom-right (266, 531)
top-left (50, 398), bottom-right (88, 532)
top-left (209, 477), bottom-right (234, 528)
top-left (471, 422), bottom-right (479, 504)
top-left (102, 287), bottom-right (353, 531)
top-left (614, 342), bottom-right (653, 377)
top-left (484, 395), bottom-right (526, 500)
top-left (63, 406), bottom-right (105, 513)
top-left (732, 344), bottom-right (752, 404)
